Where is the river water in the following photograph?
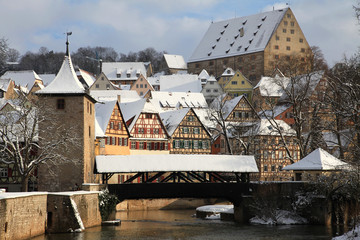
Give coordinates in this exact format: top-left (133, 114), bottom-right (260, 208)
top-left (34, 209), bottom-right (337, 239)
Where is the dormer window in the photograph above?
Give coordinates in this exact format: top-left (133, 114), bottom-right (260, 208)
top-left (230, 41), bottom-right (234, 46)
top-left (225, 49), bottom-right (230, 54)
top-left (136, 73), bottom-right (140, 77)
top-left (127, 73), bottom-right (130, 78)
top-left (242, 20), bottom-right (247, 25)
top-left (212, 44), bottom-right (216, 49)
top-left (208, 52), bottom-right (212, 56)
top-left (116, 73), bottom-right (121, 78)
top-left (224, 23), bottom-right (229, 28)
top-left (220, 30), bottom-right (225, 35)
top-left (216, 37), bottom-right (221, 42)
top-left (237, 46), bottom-right (242, 51)
top-left (249, 38), bottom-right (253, 44)
top-left (258, 24), bottom-right (262, 29)
top-left (234, 34), bottom-right (239, 39)
top-left (262, 16), bottom-right (267, 21)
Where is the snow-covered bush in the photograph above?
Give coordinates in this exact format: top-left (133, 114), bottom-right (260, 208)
top-left (98, 189), bottom-right (119, 221)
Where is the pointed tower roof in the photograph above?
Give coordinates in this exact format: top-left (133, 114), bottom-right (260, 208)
top-left (36, 55), bottom-right (85, 94)
top-left (36, 35), bottom-right (87, 95)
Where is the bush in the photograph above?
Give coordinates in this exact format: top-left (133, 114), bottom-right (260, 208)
top-left (98, 189), bottom-right (119, 221)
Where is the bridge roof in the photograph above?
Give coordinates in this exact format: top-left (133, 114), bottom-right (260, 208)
top-left (95, 154), bottom-right (258, 173)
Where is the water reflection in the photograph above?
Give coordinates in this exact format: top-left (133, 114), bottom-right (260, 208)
top-left (34, 209), bottom-right (334, 240)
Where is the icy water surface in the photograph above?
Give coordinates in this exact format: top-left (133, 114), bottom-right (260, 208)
top-left (33, 209), bottom-right (335, 239)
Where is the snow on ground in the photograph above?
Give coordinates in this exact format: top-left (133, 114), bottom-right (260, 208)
top-left (333, 225), bottom-right (360, 239)
top-left (250, 210), bottom-right (308, 225)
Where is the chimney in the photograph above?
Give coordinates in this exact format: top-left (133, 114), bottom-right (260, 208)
top-left (117, 95), bottom-right (121, 103)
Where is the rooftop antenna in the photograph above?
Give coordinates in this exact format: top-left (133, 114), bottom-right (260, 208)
top-left (65, 31), bottom-right (72, 56)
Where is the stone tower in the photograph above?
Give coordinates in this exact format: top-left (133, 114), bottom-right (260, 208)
top-left (36, 38), bottom-right (97, 191)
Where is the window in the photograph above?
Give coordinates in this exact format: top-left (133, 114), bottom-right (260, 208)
top-left (206, 89), bottom-right (211, 93)
top-left (106, 84), bottom-right (110, 89)
top-left (188, 116), bottom-right (194, 121)
top-left (195, 64), bottom-right (200, 68)
top-left (145, 84), bottom-right (147, 88)
top-left (184, 140), bottom-right (189, 149)
top-left (286, 46), bottom-right (291, 51)
top-left (183, 127), bottom-right (189, 134)
top-left (139, 142), bottom-right (144, 149)
top-left (271, 151), bottom-right (276, 159)
top-left (209, 61), bottom-right (214, 66)
top-left (279, 151), bottom-right (283, 159)
top-left (274, 45), bottom-right (279, 50)
top-left (286, 37), bottom-right (291, 42)
top-left (131, 141), bottom-right (136, 149)
top-left (283, 29), bottom-right (286, 33)
top-left (301, 48), bottom-right (305, 53)
top-left (194, 140), bottom-right (199, 149)
top-left (175, 140), bottom-right (180, 149)
top-left (194, 128), bottom-right (199, 134)
top-left (271, 165), bottom-right (276, 172)
top-left (124, 138), bottom-right (128, 146)
top-left (136, 84), bottom-right (139, 88)
top-left (0, 168), bottom-right (8, 177)
top-left (290, 29), bottom-right (295, 34)
top-left (110, 122), bottom-right (114, 129)
top-left (140, 84), bottom-right (143, 88)
top-left (118, 122), bottom-right (122, 130)
top-left (264, 165), bottom-right (268, 172)
top-left (145, 113), bottom-right (152, 119)
top-left (250, 55), bottom-right (256, 60)
top-left (299, 38), bottom-right (304, 43)
top-left (275, 55), bottom-right (279, 59)
top-left (276, 36), bottom-right (279, 40)
top-left (263, 150), bottom-right (268, 159)
top-left (214, 89), bottom-right (218, 93)
top-left (203, 141), bottom-right (208, 149)
top-left (57, 99), bottom-right (65, 109)
top-left (231, 81), bottom-right (237, 85)
top-left (127, 73), bottom-right (130, 78)
top-left (284, 21), bottom-right (288, 26)
top-left (112, 137), bottom-right (116, 145)
top-left (210, 81), bottom-right (214, 85)
top-left (287, 14), bottom-right (291, 18)
top-left (116, 73), bottom-right (121, 78)
top-left (154, 128), bottom-right (159, 134)
top-left (95, 84), bottom-right (99, 88)
top-left (291, 21), bottom-right (295, 27)
top-left (89, 126), bottom-right (91, 137)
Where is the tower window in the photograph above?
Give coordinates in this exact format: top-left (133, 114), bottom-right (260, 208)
top-left (57, 99), bottom-right (65, 109)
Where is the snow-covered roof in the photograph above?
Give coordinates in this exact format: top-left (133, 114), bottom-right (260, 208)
top-left (222, 95), bottom-right (245, 120)
top-left (36, 55), bottom-right (85, 94)
top-left (160, 74), bottom-right (202, 93)
top-left (259, 104), bottom-right (292, 119)
top-left (279, 71), bottom-right (324, 102)
top-left (1, 70), bottom-right (41, 88)
top-left (120, 98), bottom-right (158, 131)
top-left (95, 154), bottom-right (259, 173)
top-left (77, 69), bottom-right (95, 87)
top-left (198, 69), bottom-right (210, 80)
top-left (38, 74), bottom-right (55, 86)
top-left (95, 100), bottom-right (117, 137)
top-left (160, 108), bottom-right (190, 136)
top-left (283, 148), bottom-right (349, 171)
top-left (243, 119), bottom-right (295, 136)
top-left (90, 90), bottom-right (141, 103)
top-left (102, 62), bottom-right (147, 81)
top-left (0, 192), bottom-right (48, 200)
top-left (254, 75), bottom-right (290, 97)
top-left (163, 54), bottom-right (187, 69)
top-left (148, 91), bottom-right (208, 113)
top-left (188, 8), bottom-right (288, 63)
top-left (0, 79), bottom-right (11, 92)
top-left (221, 68), bottom-right (235, 77)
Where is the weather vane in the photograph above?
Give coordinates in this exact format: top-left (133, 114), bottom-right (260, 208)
top-left (65, 31), bottom-right (72, 56)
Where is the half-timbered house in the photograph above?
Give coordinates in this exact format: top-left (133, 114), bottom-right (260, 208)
top-left (161, 108), bottom-right (212, 154)
top-left (121, 99), bottom-right (170, 155)
top-left (95, 100), bottom-right (131, 156)
top-left (241, 119), bottom-right (300, 181)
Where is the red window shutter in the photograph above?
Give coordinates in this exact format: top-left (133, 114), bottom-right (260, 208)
top-left (168, 143), bottom-right (171, 150)
top-left (122, 138), bottom-right (125, 146)
top-left (159, 129), bottom-right (162, 134)
top-left (110, 137), bottom-right (112, 145)
top-left (157, 142), bottom-right (160, 150)
top-left (151, 142), bottom-right (155, 150)
top-left (136, 142), bottom-right (139, 149)
top-left (143, 142), bottom-right (147, 149)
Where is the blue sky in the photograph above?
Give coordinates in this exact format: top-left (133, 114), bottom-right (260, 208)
top-left (0, 0), bottom-right (358, 66)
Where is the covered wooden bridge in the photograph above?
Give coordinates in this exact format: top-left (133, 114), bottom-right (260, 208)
top-left (95, 154), bottom-right (259, 203)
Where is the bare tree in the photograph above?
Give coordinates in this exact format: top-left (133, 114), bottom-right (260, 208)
top-left (0, 97), bottom-right (78, 191)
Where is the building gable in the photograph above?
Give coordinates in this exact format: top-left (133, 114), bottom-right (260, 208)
top-left (130, 74), bottom-right (154, 97)
top-left (90, 72), bottom-right (118, 91)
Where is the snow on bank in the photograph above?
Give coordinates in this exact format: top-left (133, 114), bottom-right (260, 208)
top-left (250, 210), bottom-right (308, 225)
top-left (333, 225), bottom-right (360, 240)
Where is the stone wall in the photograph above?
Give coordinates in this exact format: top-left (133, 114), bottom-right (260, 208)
top-left (47, 192), bottom-right (102, 233)
top-left (0, 193), bottom-right (47, 240)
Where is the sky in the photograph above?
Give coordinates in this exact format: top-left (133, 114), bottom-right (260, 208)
top-left (0, 0), bottom-right (359, 67)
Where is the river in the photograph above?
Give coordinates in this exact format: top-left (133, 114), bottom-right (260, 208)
top-left (33, 209), bottom-right (337, 239)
